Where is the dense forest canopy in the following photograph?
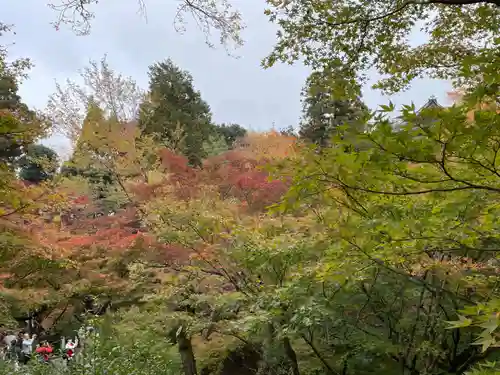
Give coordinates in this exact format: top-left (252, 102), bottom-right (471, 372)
top-left (0, 0), bottom-right (499, 374)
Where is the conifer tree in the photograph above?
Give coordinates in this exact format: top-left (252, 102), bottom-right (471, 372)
top-left (18, 144), bottom-right (58, 183)
top-left (299, 70), bottom-right (368, 147)
top-left (139, 59), bottom-right (213, 166)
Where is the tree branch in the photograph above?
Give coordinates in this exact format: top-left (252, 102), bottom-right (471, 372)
top-left (319, 0), bottom-right (499, 29)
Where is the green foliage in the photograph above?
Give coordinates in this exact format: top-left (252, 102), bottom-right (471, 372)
top-left (299, 69), bottom-right (369, 146)
top-left (18, 144), bottom-right (59, 183)
top-left (264, 49), bottom-right (498, 373)
top-left (213, 123), bottom-right (247, 148)
top-left (203, 133), bottom-right (229, 157)
top-left (1, 2), bottom-right (499, 374)
top-left (133, 47), bottom-right (498, 373)
top-left (263, 0), bottom-right (500, 95)
top-left (465, 361), bottom-right (500, 375)
top-left (0, 317), bottom-right (182, 375)
top-left (139, 59), bottom-right (214, 166)
top-left (0, 29), bottom-right (46, 166)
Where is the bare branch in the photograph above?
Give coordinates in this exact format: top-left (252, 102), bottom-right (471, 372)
top-left (45, 55), bottom-right (145, 145)
top-left (47, 0), bottom-right (244, 48)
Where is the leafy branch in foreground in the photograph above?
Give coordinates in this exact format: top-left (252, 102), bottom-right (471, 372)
top-left (264, 0), bottom-right (499, 95)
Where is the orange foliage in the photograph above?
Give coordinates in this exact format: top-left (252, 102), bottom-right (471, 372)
top-left (447, 90), bottom-right (499, 121)
top-left (59, 228), bottom-right (144, 250)
top-left (234, 131), bottom-right (299, 160)
top-left (201, 149), bottom-right (290, 211)
top-left (0, 129), bottom-right (298, 321)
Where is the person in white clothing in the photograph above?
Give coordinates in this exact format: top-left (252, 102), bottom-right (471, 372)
top-left (64, 337), bottom-right (78, 362)
top-left (20, 333), bottom-right (36, 364)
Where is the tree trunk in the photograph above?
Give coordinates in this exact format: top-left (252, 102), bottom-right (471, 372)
top-left (177, 327), bottom-right (198, 375)
top-left (283, 336), bottom-right (300, 375)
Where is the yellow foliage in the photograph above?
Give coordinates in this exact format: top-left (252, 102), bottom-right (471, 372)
top-left (234, 131), bottom-right (299, 159)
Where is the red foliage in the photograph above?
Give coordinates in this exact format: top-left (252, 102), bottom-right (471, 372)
top-left (159, 149), bottom-right (199, 199)
top-left (72, 195), bottom-right (90, 205)
top-left (31, 143), bottom-right (293, 298)
top-left (128, 182), bottom-right (163, 202)
top-left (232, 170), bottom-right (288, 211)
top-left (58, 228), bottom-right (136, 249)
top-left (160, 149), bottom-right (191, 174)
top-left (58, 212), bottom-right (192, 260)
top-left (203, 150), bottom-right (289, 211)
top-left (139, 147), bottom-right (290, 211)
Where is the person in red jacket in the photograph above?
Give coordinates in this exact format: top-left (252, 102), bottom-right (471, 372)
top-left (35, 341), bottom-right (53, 363)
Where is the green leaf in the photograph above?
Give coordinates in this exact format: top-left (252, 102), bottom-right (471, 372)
top-left (472, 335), bottom-right (497, 353)
top-left (479, 318), bottom-right (500, 334)
top-left (447, 316), bottom-right (473, 330)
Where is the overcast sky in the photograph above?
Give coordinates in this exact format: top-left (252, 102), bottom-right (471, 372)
top-left (4, 0), bottom-right (452, 156)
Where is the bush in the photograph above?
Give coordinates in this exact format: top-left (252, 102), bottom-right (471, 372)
top-left (0, 323), bottom-right (182, 375)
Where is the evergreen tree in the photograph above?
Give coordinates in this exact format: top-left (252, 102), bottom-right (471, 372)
top-left (203, 133), bottom-right (229, 157)
top-left (299, 71), bottom-right (368, 147)
top-left (213, 123), bottom-right (247, 148)
top-left (18, 144), bottom-right (58, 183)
top-left (0, 65), bottom-right (44, 165)
top-left (139, 59), bottom-right (213, 166)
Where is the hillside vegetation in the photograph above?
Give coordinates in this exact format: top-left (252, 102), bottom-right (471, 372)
top-left (0, 1), bottom-right (499, 374)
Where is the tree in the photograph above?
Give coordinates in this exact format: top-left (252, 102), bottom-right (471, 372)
top-left (18, 144), bottom-right (59, 183)
top-left (203, 133), bottom-right (229, 157)
top-left (234, 131), bottom-right (298, 160)
top-left (202, 148), bottom-right (290, 211)
top-left (263, 0), bottom-right (500, 96)
top-left (46, 55), bottom-right (145, 145)
top-left (0, 24), bottom-right (53, 243)
top-left (299, 70), bottom-right (369, 146)
top-left (0, 25), bottom-right (46, 166)
top-left (139, 59), bottom-right (214, 166)
top-left (279, 125), bottom-right (296, 137)
top-left (213, 123), bottom-right (247, 148)
top-left (246, 8), bottom-right (499, 368)
top-left (61, 101), bottom-right (142, 210)
top-left (267, 83), bottom-right (500, 373)
top-left (47, 0), bottom-right (243, 49)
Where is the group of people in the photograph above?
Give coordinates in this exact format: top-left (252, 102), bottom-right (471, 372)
top-left (1, 331), bottom-right (79, 367)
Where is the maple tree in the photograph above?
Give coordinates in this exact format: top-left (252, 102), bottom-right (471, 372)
top-left (2, 2), bottom-right (500, 374)
top-left (264, 0), bottom-right (499, 96)
top-left (201, 151), bottom-right (288, 212)
top-left (94, 3), bottom-right (499, 375)
top-left (48, 125), bottom-right (294, 373)
top-left (0, 27), bottom-right (70, 330)
top-left (232, 5), bottom-right (498, 373)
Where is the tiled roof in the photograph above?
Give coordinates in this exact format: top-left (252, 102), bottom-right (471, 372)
top-left (393, 96), bottom-right (444, 130)
top-left (417, 96), bottom-right (443, 113)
